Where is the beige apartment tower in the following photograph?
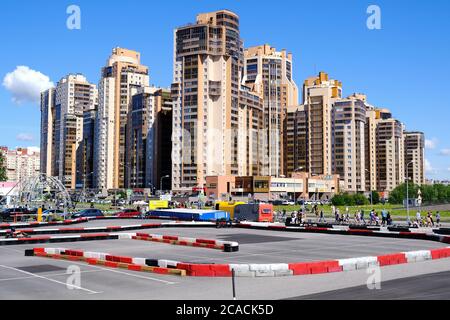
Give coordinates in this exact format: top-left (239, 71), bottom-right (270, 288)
top-left (332, 96), bottom-right (367, 192)
top-left (404, 131), bottom-right (425, 186)
top-left (172, 10), bottom-right (264, 191)
top-left (243, 44), bottom-right (299, 176)
top-left (40, 75), bottom-right (97, 189)
top-left (303, 72), bottom-right (342, 176)
top-left (94, 48), bottom-right (149, 192)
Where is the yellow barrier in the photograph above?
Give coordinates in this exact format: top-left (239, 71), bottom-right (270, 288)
top-left (149, 200), bottom-right (169, 211)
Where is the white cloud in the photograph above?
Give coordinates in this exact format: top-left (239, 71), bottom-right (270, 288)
top-left (16, 133), bottom-right (34, 142)
top-left (27, 147), bottom-right (40, 155)
top-left (2, 66), bottom-right (53, 104)
top-left (425, 138), bottom-right (438, 150)
top-left (439, 149), bottom-right (450, 156)
top-left (425, 159), bottom-right (436, 174)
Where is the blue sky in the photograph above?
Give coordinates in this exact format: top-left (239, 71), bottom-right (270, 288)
top-left (1, 0), bottom-right (449, 179)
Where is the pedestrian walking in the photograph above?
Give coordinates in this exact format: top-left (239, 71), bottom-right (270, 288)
top-left (416, 211), bottom-right (421, 226)
top-left (319, 209), bottom-right (325, 222)
top-left (360, 209), bottom-right (366, 225)
top-left (436, 212), bottom-right (441, 227)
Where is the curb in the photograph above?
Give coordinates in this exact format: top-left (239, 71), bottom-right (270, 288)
top-left (26, 248), bottom-right (186, 276)
top-left (0, 233), bottom-right (119, 245)
top-left (27, 246), bottom-right (450, 277)
top-left (236, 222), bottom-right (450, 245)
top-left (132, 233), bottom-right (239, 252)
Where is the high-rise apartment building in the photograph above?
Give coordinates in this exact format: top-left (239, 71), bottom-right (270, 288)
top-left (303, 72), bottom-right (342, 176)
top-left (332, 97), bottom-right (367, 192)
top-left (404, 131), bottom-right (425, 186)
top-left (243, 44), bottom-right (298, 176)
top-left (125, 87), bottom-right (173, 190)
top-left (76, 107), bottom-right (97, 190)
top-left (283, 105), bottom-right (308, 177)
top-left (171, 10), bottom-right (247, 191)
top-left (40, 88), bottom-right (56, 177)
top-left (1, 147), bottom-right (40, 182)
top-left (40, 74), bottom-right (97, 189)
top-left (94, 48), bottom-right (149, 192)
top-left (375, 118), bottom-right (405, 192)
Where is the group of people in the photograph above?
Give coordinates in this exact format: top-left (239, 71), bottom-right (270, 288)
top-left (413, 211), bottom-right (441, 228)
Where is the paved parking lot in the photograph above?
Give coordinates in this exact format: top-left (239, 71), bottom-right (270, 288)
top-left (0, 220), bottom-right (449, 300)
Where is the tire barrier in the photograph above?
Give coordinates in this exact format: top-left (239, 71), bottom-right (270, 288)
top-left (27, 245), bottom-right (450, 278)
top-left (0, 218), bottom-right (90, 230)
top-left (26, 248), bottom-right (186, 276)
top-left (0, 223), bottom-right (162, 237)
top-left (1, 233), bottom-right (120, 246)
top-left (236, 222), bottom-right (450, 246)
top-left (132, 233), bottom-right (239, 252)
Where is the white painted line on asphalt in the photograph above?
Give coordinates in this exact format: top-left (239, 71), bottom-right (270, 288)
top-left (0, 269), bottom-right (103, 282)
top-left (0, 265), bottom-right (102, 294)
top-left (52, 260), bottom-right (178, 285)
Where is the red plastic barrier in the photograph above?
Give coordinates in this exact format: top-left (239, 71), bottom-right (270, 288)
top-left (64, 249), bottom-right (84, 257)
top-left (119, 256), bottom-right (133, 264)
top-left (18, 236), bottom-right (51, 241)
top-left (189, 264), bottom-right (215, 277)
top-left (288, 263), bottom-right (311, 275)
top-left (377, 253), bottom-right (407, 266)
top-left (196, 239), bottom-right (216, 245)
top-left (431, 248), bottom-right (450, 259)
top-left (127, 264), bottom-right (142, 271)
top-left (105, 261), bottom-right (118, 268)
top-left (153, 267), bottom-right (169, 275)
top-left (163, 235), bottom-right (179, 241)
top-left (106, 226), bottom-right (122, 230)
top-left (33, 248), bottom-right (45, 254)
top-left (176, 263), bottom-right (192, 271)
top-left (86, 258), bottom-right (98, 265)
top-left (209, 265), bottom-right (232, 277)
top-left (141, 224), bottom-right (161, 228)
top-left (136, 233), bottom-right (150, 237)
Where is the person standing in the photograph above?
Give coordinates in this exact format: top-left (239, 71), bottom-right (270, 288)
top-left (416, 211), bottom-right (421, 226)
top-left (436, 212), bottom-right (441, 227)
top-left (360, 209), bottom-right (366, 225)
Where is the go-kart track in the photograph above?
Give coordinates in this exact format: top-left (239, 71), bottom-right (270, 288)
top-left (0, 218), bottom-right (449, 300)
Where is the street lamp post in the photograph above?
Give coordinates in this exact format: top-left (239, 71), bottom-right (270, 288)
top-left (406, 161), bottom-right (414, 224)
top-left (365, 169), bottom-right (372, 206)
top-left (293, 167), bottom-right (304, 205)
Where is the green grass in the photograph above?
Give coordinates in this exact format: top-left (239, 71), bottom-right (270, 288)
top-left (274, 204), bottom-right (450, 221)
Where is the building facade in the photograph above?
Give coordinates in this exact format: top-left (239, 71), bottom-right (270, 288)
top-left (125, 87), bottom-right (173, 191)
top-left (243, 44), bottom-right (299, 176)
top-left (303, 72), bottom-right (342, 176)
top-left (40, 88), bottom-right (56, 177)
top-left (94, 48), bottom-right (149, 192)
top-left (1, 147), bottom-right (40, 182)
top-left (375, 118), bottom-right (405, 192)
top-left (404, 131), bottom-right (425, 186)
top-left (40, 74), bottom-right (97, 189)
top-left (332, 97), bottom-right (367, 192)
top-left (171, 10), bottom-right (246, 192)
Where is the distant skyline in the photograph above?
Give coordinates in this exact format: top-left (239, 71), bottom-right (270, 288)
top-left (1, 0), bottom-right (449, 179)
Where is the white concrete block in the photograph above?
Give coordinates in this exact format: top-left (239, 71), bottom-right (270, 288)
top-left (230, 264), bottom-right (250, 272)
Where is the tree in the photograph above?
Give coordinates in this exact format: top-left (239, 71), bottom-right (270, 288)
top-left (371, 191), bottom-right (380, 205)
top-left (0, 151), bottom-right (6, 182)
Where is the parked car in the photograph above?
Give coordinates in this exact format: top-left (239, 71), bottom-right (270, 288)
top-left (0, 208), bottom-right (33, 222)
top-left (115, 208), bottom-right (141, 218)
top-left (42, 209), bottom-right (65, 221)
top-left (71, 209), bottom-right (104, 218)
